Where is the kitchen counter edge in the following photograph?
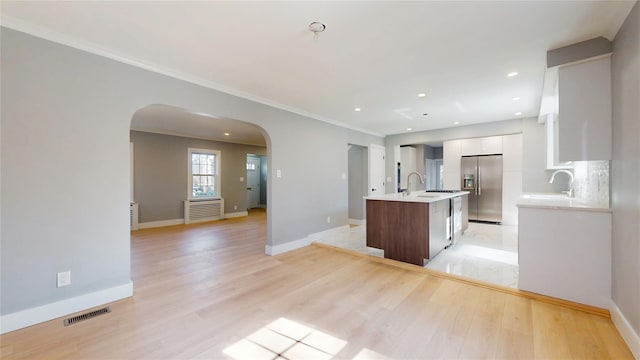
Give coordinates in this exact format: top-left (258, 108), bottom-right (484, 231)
top-left (364, 191), bottom-right (469, 204)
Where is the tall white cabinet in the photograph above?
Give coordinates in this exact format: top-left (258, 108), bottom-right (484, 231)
top-left (442, 134), bottom-right (522, 225)
top-left (399, 146), bottom-right (417, 190)
top-left (558, 56), bottom-right (612, 161)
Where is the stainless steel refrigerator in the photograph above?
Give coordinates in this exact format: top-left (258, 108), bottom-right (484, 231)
top-left (461, 155), bottom-right (502, 223)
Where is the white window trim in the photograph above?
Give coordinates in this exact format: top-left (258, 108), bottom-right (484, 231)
top-left (187, 148), bottom-right (221, 200)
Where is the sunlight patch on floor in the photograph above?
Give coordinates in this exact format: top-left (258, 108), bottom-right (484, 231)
top-left (455, 244), bottom-right (518, 266)
top-left (223, 317), bottom-right (348, 360)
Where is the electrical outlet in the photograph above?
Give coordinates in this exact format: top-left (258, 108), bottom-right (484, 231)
top-left (326, 216), bottom-right (331, 224)
top-left (57, 271), bottom-right (71, 288)
top-left (239, 177), bottom-right (244, 182)
top-left (276, 169), bottom-right (282, 178)
top-left (234, 205), bottom-right (238, 210)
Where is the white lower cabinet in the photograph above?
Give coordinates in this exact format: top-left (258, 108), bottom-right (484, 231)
top-left (518, 206), bottom-right (611, 308)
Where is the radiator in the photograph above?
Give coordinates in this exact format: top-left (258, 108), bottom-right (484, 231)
top-left (130, 203), bottom-right (139, 231)
top-left (184, 199), bottom-right (224, 224)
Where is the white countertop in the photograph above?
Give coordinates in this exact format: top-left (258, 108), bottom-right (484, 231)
top-left (365, 191), bottom-right (469, 203)
top-left (516, 193), bottom-right (611, 213)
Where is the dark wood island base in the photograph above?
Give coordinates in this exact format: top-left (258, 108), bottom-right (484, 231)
top-left (366, 200), bottom-right (430, 266)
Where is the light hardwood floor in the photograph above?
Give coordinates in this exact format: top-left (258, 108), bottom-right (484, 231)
top-left (1, 209), bottom-right (633, 359)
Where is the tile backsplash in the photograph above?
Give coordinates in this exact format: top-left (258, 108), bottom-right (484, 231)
top-left (573, 161), bottom-right (610, 207)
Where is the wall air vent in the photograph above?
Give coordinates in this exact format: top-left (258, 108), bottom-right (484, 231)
top-left (64, 307), bottom-right (111, 326)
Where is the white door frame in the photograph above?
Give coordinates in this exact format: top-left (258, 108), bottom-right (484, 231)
top-left (368, 144), bottom-right (386, 196)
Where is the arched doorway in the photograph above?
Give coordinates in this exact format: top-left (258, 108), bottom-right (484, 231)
top-left (128, 104), bottom-right (270, 245)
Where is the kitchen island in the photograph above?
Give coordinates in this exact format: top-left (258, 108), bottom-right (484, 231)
top-left (365, 191), bottom-right (469, 266)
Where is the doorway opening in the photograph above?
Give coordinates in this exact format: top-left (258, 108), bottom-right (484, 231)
top-left (129, 104), bottom-right (270, 251)
top-left (246, 154), bottom-right (267, 210)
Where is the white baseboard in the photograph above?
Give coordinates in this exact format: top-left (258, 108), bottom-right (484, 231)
top-left (224, 211), bottom-right (248, 219)
top-left (265, 237), bottom-right (311, 256)
top-left (138, 218), bottom-right (184, 229)
top-left (0, 281), bottom-right (133, 334)
top-left (265, 225), bottom-right (350, 256)
top-left (348, 218), bottom-right (365, 226)
top-left (610, 301), bottom-right (640, 359)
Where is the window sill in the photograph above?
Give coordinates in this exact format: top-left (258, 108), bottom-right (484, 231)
top-left (187, 197), bottom-right (222, 202)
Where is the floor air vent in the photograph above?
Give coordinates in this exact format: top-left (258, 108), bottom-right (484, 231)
top-left (64, 307), bottom-right (111, 326)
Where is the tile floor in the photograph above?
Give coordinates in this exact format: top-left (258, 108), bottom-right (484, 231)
top-left (316, 222), bottom-right (519, 288)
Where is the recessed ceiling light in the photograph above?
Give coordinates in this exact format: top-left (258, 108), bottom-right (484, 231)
top-left (406, 128), bottom-right (412, 131)
top-left (515, 112), bottom-right (523, 116)
top-left (507, 72), bottom-right (519, 77)
top-left (512, 97), bottom-right (521, 101)
top-left (454, 121), bottom-right (460, 125)
top-left (418, 93), bottom-right (426, 98)
top-left (354, 108), bottom-right (361, 112)
top-left (224, 132), bottom-right (230, 136)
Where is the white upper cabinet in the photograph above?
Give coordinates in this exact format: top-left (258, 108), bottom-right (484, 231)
top-left (558, 56), bottom-right (612, 161)
top-left (460, 136), bottom-right (503, 156)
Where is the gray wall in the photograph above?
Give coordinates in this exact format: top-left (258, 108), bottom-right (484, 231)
top-left (612, 1), bottom-right (640, 338)
top-left (131, 131), bottom-right (266, 222)
top-left (348, 145), bottom-right (367, 220)
top-left (433, 147), bottom-right (443, 159)
top-left (0, 28), bottom-right (383, 316)
top-left (423, 145), bottom-right (443, 160)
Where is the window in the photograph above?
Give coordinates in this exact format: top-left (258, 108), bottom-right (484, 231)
top-left (188, 148), bottom-right (220, 199)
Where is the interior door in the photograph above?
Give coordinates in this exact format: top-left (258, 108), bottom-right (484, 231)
top-left (368, 144), bottom-right (385, 195)
top-left (477, 155), bottom-right (503, 222)
top-left (246, 155), bottom-right (260, 209)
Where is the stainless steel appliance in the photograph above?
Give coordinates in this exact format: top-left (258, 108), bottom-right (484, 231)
top-left (461, 155), bottom-right (502, 223)
top-left (422, 190), bottom-right (465, 248)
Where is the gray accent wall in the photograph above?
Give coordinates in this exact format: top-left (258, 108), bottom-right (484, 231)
top-left (547, 37), bottom-right (613, 68)
top-left (348, 145), bottom-right (367, 220)
top-left (130, 131), bottom-right (266, 222)
top-left (612, 1), bottom-right (640, 339)
top-left (0, 28), bottom-right (383, 317)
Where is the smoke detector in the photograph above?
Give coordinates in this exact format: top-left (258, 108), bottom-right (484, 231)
top-left (309, 22), bottom-right (326, 34)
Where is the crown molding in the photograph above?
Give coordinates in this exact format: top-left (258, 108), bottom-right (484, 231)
top-left (0, 15), bottom-right (384, 138)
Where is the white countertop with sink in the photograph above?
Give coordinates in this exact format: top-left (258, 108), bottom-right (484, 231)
top-left (516, 193), bottom-right (611, 212)
top-left (365, 191), bottom-right (469, 203)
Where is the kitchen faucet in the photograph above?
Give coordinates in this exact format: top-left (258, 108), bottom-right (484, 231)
top-left (405, 171), bottom-right (425, 196)
top-left (549, 169), bottom-right (575, 198)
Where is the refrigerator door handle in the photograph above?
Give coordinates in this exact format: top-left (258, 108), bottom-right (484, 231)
top-left (477, 166), bottom-right (481, 196)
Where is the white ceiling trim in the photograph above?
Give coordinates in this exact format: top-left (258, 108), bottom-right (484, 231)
top-left (0, 15), bottom-right (385, 138)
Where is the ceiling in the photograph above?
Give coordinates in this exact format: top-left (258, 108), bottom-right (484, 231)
top-left (131, 105), bottom-right (267, 147)
top-left (2, 1), bottom-right (635, 142)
